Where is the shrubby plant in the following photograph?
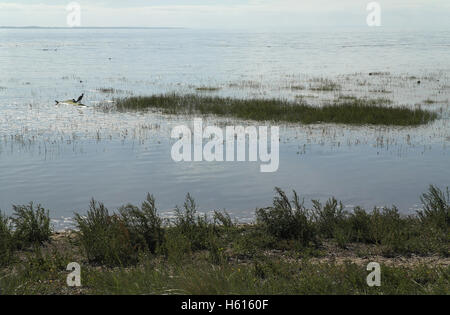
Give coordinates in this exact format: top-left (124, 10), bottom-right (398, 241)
top-left (119, 194), bottom-right (164, 253)
top-left (256, 188), bottom-right (317, 247)
top-left (172, 193), bottom-right (215, 251)
top-left (0, 212), bottom-right (15, 266)
top-left (3, 185), bottom-right (448, 271)
top-left (75, 199), bottom-right (137, 266)
top-left (418, 185), bottom-right (449, 231)
top-left (213, 210), bottom-right (234, 228)
top-left (312, 197), bottom-right (347, 239)
top-left (11, 202), bottom-right (52, 248)
top-left (255, 186), bottom-right (449, 256)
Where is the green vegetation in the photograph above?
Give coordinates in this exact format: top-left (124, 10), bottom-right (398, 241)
top-left (0, 203), bottom-right (52, 266)
top-left (80, 259), bottom-right (448, 295)
top-left (195, 86), bottom-right (221, 92)
top-left (336, 95), bottom-right (392, 105)
top-left (11, 203), bottom-right (52, 248)
top-left (418, 185), bottom-right (449, 231)
top-left (118, 194), bottom-right (165, 254)
top-left (309, 79), bottom-right (341, 91)
top-left (74, 199), bottom-right (139, 267)
top-left (97, 88), bottom-right (117, 94)
top-left (256, 188), bottom-right (318, 247)
top-left (369, 72), bottom-right (390, 76)
top-left (0, 212), bottom-right (15, 266)
top-left (115, 94), bottom-right (437, 126)
top-left (288, 85), bottom-right (306, 90)
top-left (0, 185), bottom-right (448, 294)
top-left (423, 98), bottom-right (437, 105)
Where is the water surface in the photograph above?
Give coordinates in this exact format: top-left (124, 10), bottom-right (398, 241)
top-left (0, 28), bottom-right (449, 229)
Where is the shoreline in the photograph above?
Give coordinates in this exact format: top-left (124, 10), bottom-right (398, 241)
top-left (1, 185), bottom-right (448, 295)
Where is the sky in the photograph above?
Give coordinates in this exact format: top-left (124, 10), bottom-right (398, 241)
top-left (0, 0), bottom-right (449, 30)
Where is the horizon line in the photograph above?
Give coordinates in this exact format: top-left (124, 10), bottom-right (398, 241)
top-left (0, 26), bottom-right (186, 29)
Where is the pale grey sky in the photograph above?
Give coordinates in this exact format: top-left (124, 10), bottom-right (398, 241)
top-left (0, 0), bottom-right (449, 29)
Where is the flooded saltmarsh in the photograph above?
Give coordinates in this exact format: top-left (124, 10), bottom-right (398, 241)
top-left (1, 28), bottom-right (449, 229)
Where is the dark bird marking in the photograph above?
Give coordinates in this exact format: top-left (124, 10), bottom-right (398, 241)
top-left (76, 93), bottom-right (84, 103)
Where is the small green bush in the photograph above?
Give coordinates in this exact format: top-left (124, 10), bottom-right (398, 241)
top-left (256, 188), bottom-right (317, 247)
top-left (347, 207), bottom-right (372, 243)
top-left (418, 185), bottom-right (449, 231)
top-left (312, 197), bottom-right (347, 239)
top-left (119, 194), bottom-right (164, 253)
top-left (173, 193), bottom-right (214, 251)
top-left (22, 246), bottom-right (70, 278)
top-left (11, 202), bottom-right (52, 248)
top-left (75, 199), bottom-right (137, 266)
top-left (213, 210), bottom-right (234, 228)
top-left (0, 212), bottom-right (15, 266)
top-left (162, 228), bottom-right (193, 264)
top-left (369, 206), bottom-right (403, 246)
top-left (344, 202), bottom-right (447, 256)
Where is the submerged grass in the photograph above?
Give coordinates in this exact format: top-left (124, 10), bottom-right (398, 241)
top-left (115, 94), bottom-right (437, 126)
top-left (97, 88), bottom-right (117, 94)
top-left (309, 78), bottom-right (342, 91)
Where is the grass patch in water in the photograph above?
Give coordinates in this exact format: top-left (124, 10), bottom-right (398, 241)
top-left (369, 72), bottom-right (390, 76)
top-left (97, 88), bottom-right (124, 94)
top-left (423, 99), bottom-right (437, 105)
top-left (309, 79), bottom-right (342, 91)
top-left (195, 86), bottom-right (221, 92)
top-left (288, 85), bottom-right (306, 90)
top-left (115, 94), bottom-right (437, 126)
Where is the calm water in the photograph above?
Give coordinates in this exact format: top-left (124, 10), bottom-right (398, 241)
top-left (0, 28), bottom-right (449, 229)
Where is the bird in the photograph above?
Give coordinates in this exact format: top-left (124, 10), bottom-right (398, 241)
top-left (55, 93), bottom-right (85, 106)
top-left (75, 93), bottom-right (84, 103)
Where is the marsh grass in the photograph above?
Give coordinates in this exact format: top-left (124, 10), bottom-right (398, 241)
top-left (2, 250), bottom-right (446, 295)
top-left (309, 78), bottom-right (342, 91)
top-left (369, 72), bottom-right (390, 76)
top-left (195, 86), bottom-right (221, 92)
top-left (336, 95), bottom-right (392, 105)
top-left (423, 98), bottom-right (437, 104)
top-left (288, 85), bottom-right (306, 90)
top-left (115, 94), bottom-right (437, 126)
top-left (97, 88), bottom-right (117, 94)
top-left (81, 259), bottom-right (449, 295)
top-left (369, 89), bottom-right (393, 94)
